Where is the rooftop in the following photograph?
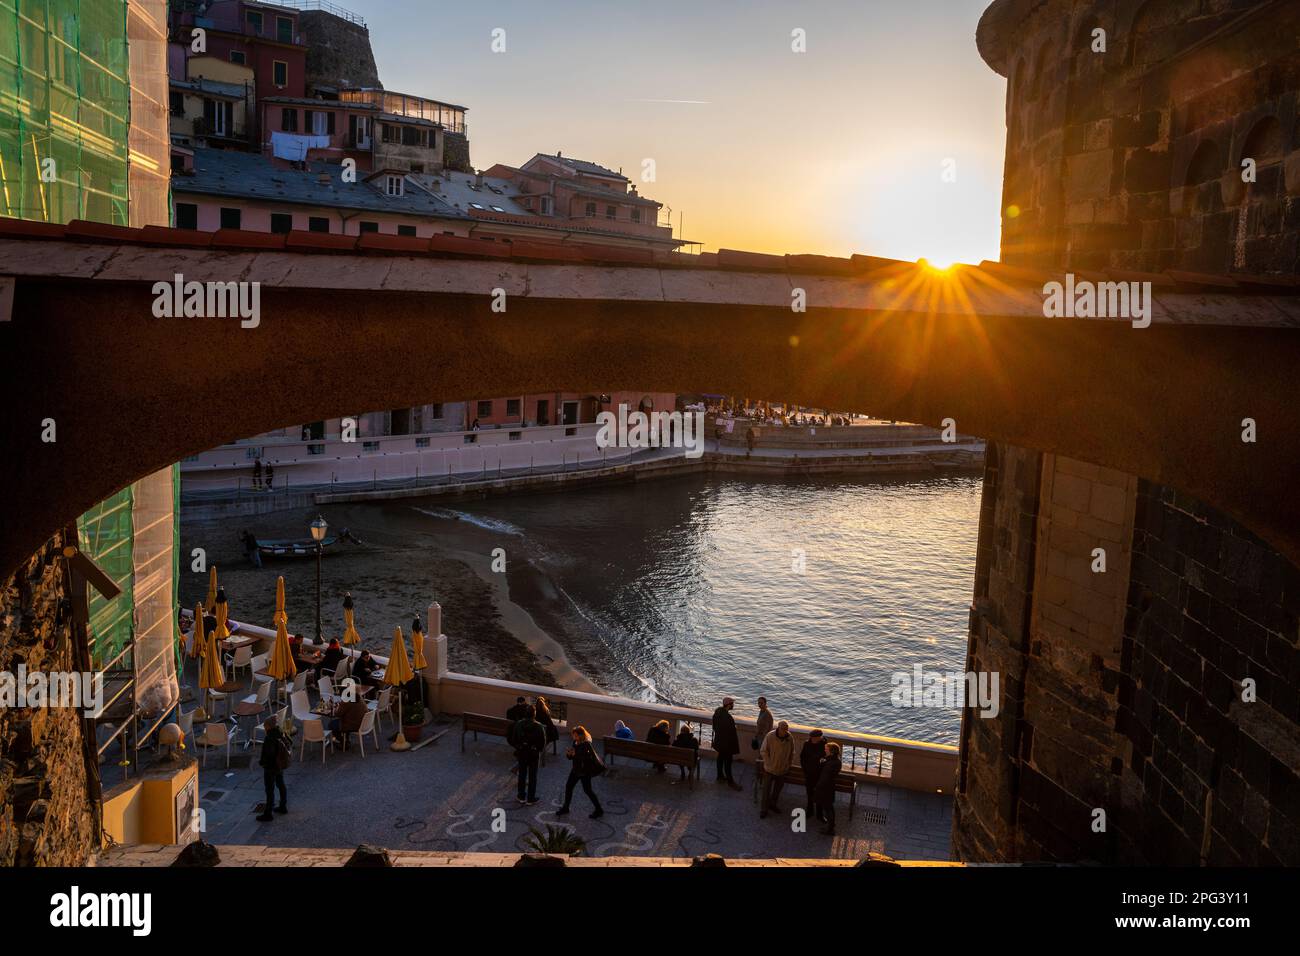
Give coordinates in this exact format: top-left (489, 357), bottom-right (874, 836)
top-left (173, 147), bottom-right (468, 219)
top-left (531, 152), bottom-right (628, 181)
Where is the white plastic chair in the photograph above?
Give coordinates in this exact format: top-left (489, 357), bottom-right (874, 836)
top-left (299, 718), bottom-right (333, 764)
top-left (367, 687), bottom-right (392, 729)
top-left (196, 721), bottom-right (237, 768)
top-left (317, 676), bottom-right (339, 706)
top-left (225, 645), bottom-right (253, 681)
top-left (177, 708), bottom-right (195, 739)
top-left (290, 690), bottom-right (314, 724)
top-left (345, 710), bottom-right (379, 757)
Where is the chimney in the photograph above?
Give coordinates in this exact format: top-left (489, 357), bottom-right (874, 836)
top-left (430, 178), bottom-right (442, 193)
top-left (556, 150), bottom-right (562, 158)
top-left (474, 169), bottom-right (484, 188)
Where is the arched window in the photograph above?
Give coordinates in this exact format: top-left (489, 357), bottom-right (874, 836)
top-left (1239, 115), bottom-right (1284, 169)
top-left (1126, 0), bottom-right (1178, 68)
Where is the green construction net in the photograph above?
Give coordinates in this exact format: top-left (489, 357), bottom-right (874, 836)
top-left (0, 0), bottom-right (131, 224)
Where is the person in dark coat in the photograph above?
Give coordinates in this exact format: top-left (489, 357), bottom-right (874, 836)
top-left (672, 723), bottom-right (700, 781)
top-left (711, 697), bottom-right (742, 789)
top-left (506, 696), bottom-right (529, 721)
top-left (256, 716), bottom-right (288, 822)
top-left (814, 741), bottom-right (843, 835)
top-left (556, 726), bottom-right (604, 818)
top-left (507, 705), bottom-right (547, 805)
top-left (352, 649), bottom-right (381, 687)
top-left (646, 719), bottom-right (671, 773)
top-left (315, 639), bottom-right (344, 678)
top-left (799, 729), bottom-right (827, 816)
top-left (535, 696), bottom-right (559, 749)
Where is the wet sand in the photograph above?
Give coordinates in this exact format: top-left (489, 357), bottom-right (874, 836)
top-left (179, 502), bottom-right (608, 691)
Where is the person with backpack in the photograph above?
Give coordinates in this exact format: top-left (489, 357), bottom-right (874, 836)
top-left (256, 715), bottom-right (289, 822)
top-left (507, 704), bottom-right (547, 805)
top-left (556, 725), bottom-right (604, 818)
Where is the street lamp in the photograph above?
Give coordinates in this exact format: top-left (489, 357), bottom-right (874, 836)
top-left (310, 514), bottom-right (328, 640)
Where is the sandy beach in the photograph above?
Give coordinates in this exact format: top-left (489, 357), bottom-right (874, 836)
top-left (179, 502), bottom-right (608, 692)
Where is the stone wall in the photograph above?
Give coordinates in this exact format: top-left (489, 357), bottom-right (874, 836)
top-left (0, 531), bottom-right (98, 866)
top-left (300, 10), bottom-right (381, 92)
top-left (443, 132), bottom-right (472, 173)
top-left (983, 0), bottom-right (1300, 276)
top-left (957, 0), bottom-right (1300, 863)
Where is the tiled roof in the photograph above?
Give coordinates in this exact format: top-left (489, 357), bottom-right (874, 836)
top-left (529, 152), bottom-right (628, 181)
top-left (172, 147), bottom-right (468, 220)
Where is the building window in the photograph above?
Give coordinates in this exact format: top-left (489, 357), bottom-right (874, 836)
top-left (309, 216), bottom-right (329, 233)
top-left (397, 224), bottom-right (417, 237)
top-left (219, 207), bottom-right (241, 230)
top-left (273, 60), bottom-right (288, 88)
top-left (202, 98), bottom-right (232, 136)
top-left (509, 431), bottom-right (522, 441)
top-left (246, 10), bottom-right (263, 34)
top-left (281, 108), bottom-right (298, 132)
top-left (415, 436), bottom-right (430, 448)
top-left (307, 443), bottom-right (325, 455)
top-left (431, 403), bottom-right (444, 419)
top-left (276, 15), bottom-right (293, 43)
top-left (606, 205), bottom-right (616, 220)
top-left (506, 399), bottom-right (521, 417)
top-left (362, 441), bottom-right (380, 452)
top-left (463, 434), bottom-right (477, 444)
top-left (229, 50), bottom-right (246, 65)
top-left (169, 91), bottom-right (183, 116)
top-left (477, 400), bottom-right (493, 418)
top-left (175, 202), bottom-right (198, 230)
top-left (385, 174), bottom-right (404, 196)
top-left (359, 221), bottom-right (379, 233)
top-left (540, 197), bottom-right (553, 215)
top-left (400, 126), bottom-right (425, 147)
top-left (270, 213), bottom-right (292, 234)
top-left (585, 201), bottom-right (596, 216)
top-left (381, 123), bottom-right (398, 144)
top-left (631, 208), bottom-right (641, 223)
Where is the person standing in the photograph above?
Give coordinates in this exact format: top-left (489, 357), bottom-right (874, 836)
top-left (535, 696), bottom-right (560, 751)
top-left (556, 726), bottom-right (604, 818)
top-left (799, 729), bottom-right (827, 818)
top-left (758, 721), bottom-right (794, 819)
top-left (711, 697), bottom-right (742, 790)
top-left (252, 458), bottom-right (263, 491)
top-left (814, 741), bottom-right (843, 836)
top-left (256, 716), bottom-right (289, 822)
top-left (506, 696), bottom-right (529, 721)
top-left (507, 704), bottom-right (546, 805)
top-left (263, 463), bottom-right (274, 491)
top-left (753, 696), bottom-right (774, 752)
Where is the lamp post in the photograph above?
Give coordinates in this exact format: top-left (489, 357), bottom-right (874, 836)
top-left (311, 514), bottom-right (327, 640)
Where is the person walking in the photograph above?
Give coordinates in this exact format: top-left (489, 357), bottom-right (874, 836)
top-left (814, 741), bottom-right (843, 835)
top-left (255, 716), bottom-right (289, 822)
top-left (711, 697), bottom-right (742, 790)
top-left (799, 729), bottom-right (827, 817)
top-left (556, 726), bottom-right (604, 818)
top-left (507, 704), bottom-right (546, 805)
top-left (752, 696), bottom-right (774, 752)
top-left (758, 720), bottom-right (794, 819)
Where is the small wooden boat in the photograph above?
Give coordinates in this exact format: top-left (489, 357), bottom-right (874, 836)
top-left (251, 528), bottom-right (360, 560)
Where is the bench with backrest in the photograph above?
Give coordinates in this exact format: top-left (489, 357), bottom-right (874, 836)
top-left (462, 712), bottom-right (550, 764)
top-left (753, 761), bottom-right (858, 818)
top-left (601, 736), bottom-right (699, 785)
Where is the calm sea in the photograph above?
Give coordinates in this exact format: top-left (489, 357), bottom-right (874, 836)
top-left (422, 472), bottom-right (981, 744)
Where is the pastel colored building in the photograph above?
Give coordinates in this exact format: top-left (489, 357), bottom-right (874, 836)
top-left (168, 56), bottom-right (255, 150)
top-left (170, 0), bottom-right (308, 111)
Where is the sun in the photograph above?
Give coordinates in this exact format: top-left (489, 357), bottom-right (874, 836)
top-left (919, 256), bottom-right (957, 272)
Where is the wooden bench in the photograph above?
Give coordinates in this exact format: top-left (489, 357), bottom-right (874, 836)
top-left (753, 762), bottom-right (858, 818)
top-left (601, 736), bottom-right (699, 786)
top-left (462, 712), bottom-right (551, 765)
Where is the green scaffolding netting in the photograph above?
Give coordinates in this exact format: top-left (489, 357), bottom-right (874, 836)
top-left (0, 0), bottom-right (132, 224)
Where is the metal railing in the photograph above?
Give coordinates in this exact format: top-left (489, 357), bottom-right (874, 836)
top-left (256, 0), bottom-right (367, 29)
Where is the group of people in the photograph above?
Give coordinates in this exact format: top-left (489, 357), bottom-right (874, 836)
top-left (249, 458), bottom-right (275, 491)
top-left (505, 694), bottom-right (845, 836)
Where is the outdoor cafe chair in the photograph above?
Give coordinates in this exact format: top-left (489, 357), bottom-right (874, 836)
top-left (299, 718), bottom-right (333, 764)
top-left (225, 645), bottom-right (253, 681)
top-left (367, 687), bottom-right (392, 729)
top-left (196, 721), bottom-right (237, 768)
top-left (290, 690), bottom-right (314, 724)
top-left (177, 708), bottom-right (195, 740)
top-left (317, 676), bottom-right (341, 706)
top-left (344, 710), bottom-right (379, 757)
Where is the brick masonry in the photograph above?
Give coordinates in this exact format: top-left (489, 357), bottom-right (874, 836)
top-left (0, 531), bottom-right (97, 866)
top-left (955, 0), bottom-right (1300, 864)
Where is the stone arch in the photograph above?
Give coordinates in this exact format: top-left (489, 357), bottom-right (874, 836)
top-left (1124, 0), bottom-right (1179, 68)
top-left (1177, 137), bottom-right (1225, 217)
top-left (1238, 114), bottom-right (1285, 168)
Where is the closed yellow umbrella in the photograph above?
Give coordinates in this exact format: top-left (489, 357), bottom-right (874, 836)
top-left (385, 626), bottom-right (415, 752)
top-left (188, 602), bottom-right (205, 660)
top-left (214, 585), bottom-right (230, 641)
top-left (273, 575), bottom-right (287, 630)
top-left (342, 592), bottom-right (361, 646)
top-left (197, 627), bottom-right (226, 721)
top-left (205, 566), bottom-right (218, 614)
top-left (267, 610), bottom-right (297, 726)
top-left (411, 614), bottom-right (427, 670)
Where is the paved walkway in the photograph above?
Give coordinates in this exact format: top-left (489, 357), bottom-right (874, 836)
top-left (188, 721), bottom-right (954, 861)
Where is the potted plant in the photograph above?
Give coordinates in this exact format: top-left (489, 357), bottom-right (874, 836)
top-left (401, 699), bottom-right (425, 742)
top-left (522, 824), bottom-right (586, 857)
